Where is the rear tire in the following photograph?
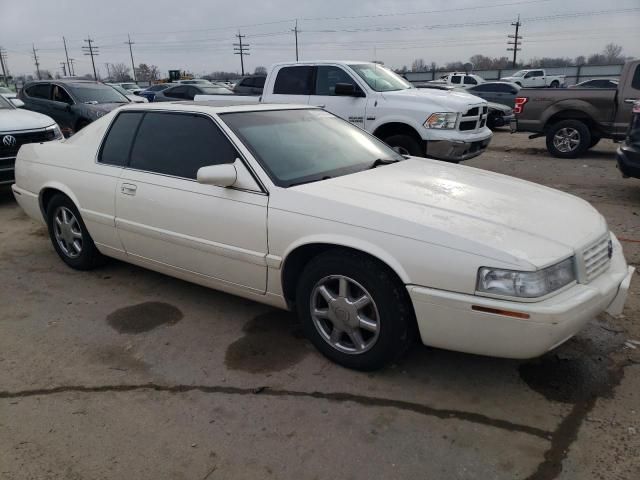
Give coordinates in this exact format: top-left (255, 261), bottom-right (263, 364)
top-left (296, 249), bottom-right (415, 371)
top-left (46, 194), bottom-right (106, 270)
top-left (550, 81), bottom-right (560, 88)
top-left (383, 134), bottom-right (424, 157)
top-left (546, 120), bottom-right (591, 158)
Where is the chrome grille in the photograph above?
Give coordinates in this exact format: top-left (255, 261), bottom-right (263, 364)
top-left (581, 235), bottom-right (612, 282)
top-left (457, 105), bottom-right (488, 132)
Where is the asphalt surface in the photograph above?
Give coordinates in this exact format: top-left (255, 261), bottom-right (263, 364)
top-left (0, 130), bottom-right (638, 480)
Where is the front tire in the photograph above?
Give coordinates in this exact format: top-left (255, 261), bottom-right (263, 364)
top-left (46, 194), bottom-right (105, 270)
top-left (383, 134), bottom-right (424, 157)
top-left (546, 120), bottom-right (591, 158)
top-left (296, 250), bottom-right (415, 370)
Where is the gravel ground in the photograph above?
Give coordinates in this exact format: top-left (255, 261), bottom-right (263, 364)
top-left (0, 130), bottom-right (638, 480)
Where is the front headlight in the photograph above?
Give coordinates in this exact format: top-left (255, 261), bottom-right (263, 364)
top-left (477, 257), bottom-right (576, 299)
top-left (45, 124), bottom-right (63, 140)
top-left (425, 112), bottom-right (458, 129)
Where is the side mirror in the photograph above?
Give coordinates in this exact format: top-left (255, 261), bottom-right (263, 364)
top-left (334, 83), bottom-right (359, 96)
top-left (197, 163), bottom-right (237, 187)
top-left (10, 98), bottom-right (25, 108)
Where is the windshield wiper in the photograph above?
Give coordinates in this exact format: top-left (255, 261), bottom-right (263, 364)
top-left (369, 158), bottom-right (400, 169)
top-left (289, 175), bottom-right (332, 187)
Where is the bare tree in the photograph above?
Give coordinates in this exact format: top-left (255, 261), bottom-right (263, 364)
top-left (253, 66), bottom-right (267, 76)
top-left (111, 63), bottom-right (132, 82)
top-left (411, 58), bottom-right (426, 72)
top-left (574, 55), bottom-right (586, 66)
top-left (603, 43), bottom-right (624, 64)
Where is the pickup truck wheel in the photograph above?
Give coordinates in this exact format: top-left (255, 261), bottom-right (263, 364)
top-left (546, 120), bottom-right (591, 158)
top-left (550, 81), bottom-right (560, 88)
top-left (515, 82), bottom-right (522, 87)
top-left (296, 250), bottom-right (415, 371)
top-left (589, 135), bottom-right (601, 148)
top-left (46, 194), bottom-right (106, 270)
top-left (383, 134), bottom-right (424, 157)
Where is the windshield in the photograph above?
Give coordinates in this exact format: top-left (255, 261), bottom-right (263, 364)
top-left (200, 86), bottom-right (233, 94)
top-left (220, 109), bottom-right (403, 187)
top-left (511, 71), bottom-right (526, 77)
top-left (0, 95), bottom-right (15, 109)
top-left (120, 83), bottom-right (138, 90)
top-left (111, 85), bottom-right (131, 97)
top-left (348, 63), bottom-right (413, 92)
top-left (69, 84), bottom-right (129, 104)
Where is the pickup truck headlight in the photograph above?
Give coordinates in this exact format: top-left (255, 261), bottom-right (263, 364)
top-left (476, 257), bottom-right (575, 299)
top-left (425, 112), bottom-right (458, 129)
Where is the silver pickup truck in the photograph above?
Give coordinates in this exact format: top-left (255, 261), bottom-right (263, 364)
top-left (512, 59), bottom-right (640, 158)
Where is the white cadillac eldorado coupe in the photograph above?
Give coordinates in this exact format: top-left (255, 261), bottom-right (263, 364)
top-left (12, 102), bottom-right (634, 370)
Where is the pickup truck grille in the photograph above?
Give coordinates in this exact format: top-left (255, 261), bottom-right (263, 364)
top-left (0, 129), bottom-right (54, 160)
top-left (458, 106), bottom-right (488, 132)
top-left (579, 235), bottom-right (612, 283)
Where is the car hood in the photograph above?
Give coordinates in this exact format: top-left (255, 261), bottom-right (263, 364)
top-left (381, 88), bottom-right (486, 112)
top-left (282, 159), bottom-right (607, 268)
top-left (0, 108), bottom-right (56, 132)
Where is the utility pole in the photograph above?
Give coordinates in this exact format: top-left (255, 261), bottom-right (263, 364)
top-left (125, 34), bottom-right (137, 82)
top-left (82, 37), bottom-right (99, 81)
top-left (507, 15), bottom-right (522, 68)
top-left (0, 47), bottom-right (9, 86)
top-left (233, 32), bottom-right (250, 76)
top-left (69, 58), bottom-right (76, 76)
top-left (32, 44), bottom-right (41, 80)
top-left (60, 62), bottom-right (67, 77)
top-left (62, 36), bottom-right (71, 77)
top-left (104, 63), bottom-right (111, 81)
top-left (292, 20), bottom-right (300, 61)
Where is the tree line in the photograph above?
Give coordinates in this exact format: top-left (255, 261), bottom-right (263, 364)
top-left (400, 43), bottom-right (631, 73)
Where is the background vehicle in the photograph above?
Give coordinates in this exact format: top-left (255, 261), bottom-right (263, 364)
top-left (0, 86), bottom-right (18, 102)
top-left (19, 80), bottom-right (129, 136)
top-left (513, 59), bottom-right (640, 158)
top-left (429, 72), bottom-right (485, 89)
top-left (11, 102), bottom-right (633, 370)
top-left (465, 81), bottom-right (520, 107)
top-left (109, 84), bottom-right (148, 103)
top-left (233, 75), bottom-right (266, 95)
top-left (108, 82), bottom-right (142, 95)
top-left (617, 101), bottom-right (640, 179)
top-left (138, 83), bottom-right (173, 102)
top-left (501, 69), bottom-right (565, 88)
top-left (154, 84), bottom-right (233, 101)
top-left (0, 94), bottom-right (61, 185)
top-left (569, 79), bottom-right (619, 89)
top-left (177, 79), bottom-right (212, 85)
top-left (196, 61), bottom-right (492, 162)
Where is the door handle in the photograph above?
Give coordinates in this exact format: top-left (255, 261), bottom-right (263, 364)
top-left (624, 98), bottom-right (639, 104)
top-left (121, 183), bottom-right (137, 195)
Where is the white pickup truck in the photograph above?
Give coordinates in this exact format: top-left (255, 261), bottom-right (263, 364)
top-left (429, 72), bottom-right (486, 89)
top-left (195, 61), bottom-right (492, 162)
top-left (500, 69), bottom-right (565, 88)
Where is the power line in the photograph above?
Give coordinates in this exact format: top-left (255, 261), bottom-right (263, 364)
top-left (60, 62), bottom-right (67, 76)
top-left (507, 15), bottom-right (523, 67)
top-left (82, 37), bottom-right (99, 80)
top-left (32, 44), bottom-right (41, 80)
top-left (233, 32), bottom-right (250, 76)
top-left (0, 48), bottom-right (9, 85)
top-left (125, 34), bottom-right (137, 82)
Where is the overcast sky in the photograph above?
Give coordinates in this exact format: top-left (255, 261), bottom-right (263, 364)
top-left (1, 0), bottom-right (639, 78)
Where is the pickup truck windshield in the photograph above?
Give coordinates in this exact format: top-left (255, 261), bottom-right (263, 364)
top-left (348, 64), bottom-right (413, 92)
top-left (69, 84), bottom-right (129, 104)
top-left (220, 109), bottom-right (404, 187)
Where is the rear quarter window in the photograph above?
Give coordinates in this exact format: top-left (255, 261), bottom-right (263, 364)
top-left (26, 84), bottom-right (50, 99)
top-left (273, 66), bottom-right (313, 95)
top-left (98, 112), bottom-right (144, 166)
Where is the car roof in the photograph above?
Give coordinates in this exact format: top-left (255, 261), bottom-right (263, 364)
top-left (25, 79), bottom-right (106, 87)
top-left (117, 101), bottom-right (316, 115)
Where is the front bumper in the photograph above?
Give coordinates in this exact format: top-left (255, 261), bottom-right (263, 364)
top-left (490, 113), bottom-right (515, 128)
top-left (425, 132), bottom-right (493, 162)
top-left (0, 156), bottom-right (15, 186)
top-left (408, 246), bottom-right (634, 359)
top-left (617, 144), bottom-right (640, 179)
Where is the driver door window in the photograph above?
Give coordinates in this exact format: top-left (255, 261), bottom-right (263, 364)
top-left (315, 66), bottom-right (361, 96)
top-left (311, 65), bottom-right (368, 128)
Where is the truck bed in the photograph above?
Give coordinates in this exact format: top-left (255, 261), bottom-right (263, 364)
top-left (516, 88), bottom-right (617, 134)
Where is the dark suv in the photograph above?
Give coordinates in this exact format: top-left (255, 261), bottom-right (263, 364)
top-left (617, 101), bottom-right (640, 179)
top-left (19, 80), bottom-right (129, 136)
top-left (233, 76), bottom-right (266, 95)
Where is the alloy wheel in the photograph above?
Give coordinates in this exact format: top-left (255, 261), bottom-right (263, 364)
top-left (553, 127), bottom-right (581, 153)
top-left (310, 275), bottom-right (380, 355)
top-left (53, 206), bottom-right (83, 258)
